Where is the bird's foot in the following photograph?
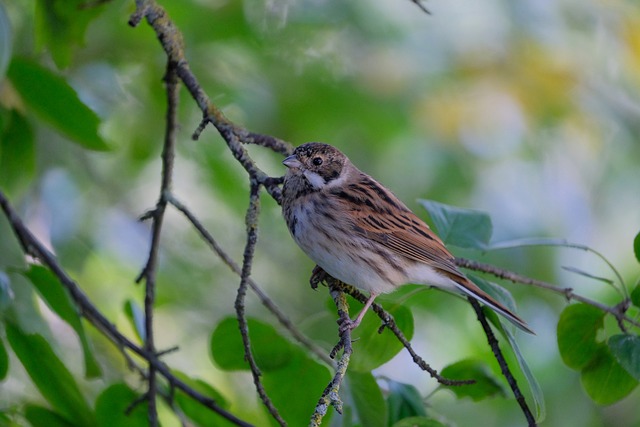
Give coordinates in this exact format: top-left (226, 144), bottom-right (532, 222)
top-left (310, 265), bottom-right (328, 290)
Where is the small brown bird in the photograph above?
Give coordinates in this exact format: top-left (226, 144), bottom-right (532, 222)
top-left (281, 142), bottom-right (532, 334)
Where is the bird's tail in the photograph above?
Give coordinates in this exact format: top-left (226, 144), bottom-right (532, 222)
top-left (452, 277), bottom-right (534, 335)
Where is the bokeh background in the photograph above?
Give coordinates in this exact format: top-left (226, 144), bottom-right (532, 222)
top-left (1, 0), bottom-right (639, 425)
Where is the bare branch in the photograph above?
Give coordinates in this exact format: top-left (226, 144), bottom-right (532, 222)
top-left (467, 298), bottom-right (536, 427)
top-left (321, 278), bottom-right (472, 386)
top-left (455, 257), bottom-right (640, 329)
top-left (235, 181), bottom-right (287, 426)
top-left (0, 191), bottom-right (254, 427)
top-left (167, 194), bottom-right (333, 366)
top-left (133, 60), bottom-right (181, 426)
top-left (310, 281), bottom-right (353, 426)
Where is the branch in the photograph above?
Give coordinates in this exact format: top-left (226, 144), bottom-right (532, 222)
top-left (134, 60), bottom-right (180, 426)
top-left (167, 194), bottom-right (333, 366)
top-left (234, 181), bottom-right (287, 426)
top-left (320, 277), bottom-right (472, 386)
top-left (455, 258), bottom-right (640, 330)
top-left (310, 280), bottom-right (353, 426)
top-left (129, 0), bottom-right (292, 205)
top-left (467, 298), bottom-right (536, 427)
top-left (0, 191), bottom-right (254, 427)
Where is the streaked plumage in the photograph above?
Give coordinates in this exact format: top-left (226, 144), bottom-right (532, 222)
top-left (282, 142), bottom-right (532, 333)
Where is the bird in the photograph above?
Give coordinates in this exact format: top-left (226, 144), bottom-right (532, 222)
top-left (281, 142), bottom-right (533, 334)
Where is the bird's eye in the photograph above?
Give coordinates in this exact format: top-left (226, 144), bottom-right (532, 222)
top-left (312, 157), bottom-right (323, 166)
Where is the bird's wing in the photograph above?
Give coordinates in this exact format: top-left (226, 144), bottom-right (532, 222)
top-left (330, 175), bottom-right (533, 334)
top-left (330, 175), bottom-right (464, 279)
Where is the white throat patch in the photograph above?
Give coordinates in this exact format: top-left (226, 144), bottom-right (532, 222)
top-left (303, 170), bottom-right (326, 189)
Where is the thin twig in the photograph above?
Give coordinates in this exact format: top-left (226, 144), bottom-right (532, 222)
top-left (235, 181), bottom-right (287, 426)
top-left (467, 298), bottom-right (536, 427)
top-left (310, 280), bottom-right (353, 426)
top-left (129, 0), bottom-right (290, 203)
top-left (410, 0), bottom-right (431, 15)
top-left (134, 62), bottom-right (180, 425)
top-left (167, 194), bottom-right (333, 366)
top-left (0, 191), bottom-right (253, 427)
top-left (455, 258), bottom-right (639, 329)
top-left (326, 280), bottom-right (472, 386)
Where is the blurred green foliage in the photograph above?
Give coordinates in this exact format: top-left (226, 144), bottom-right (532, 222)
top-left (1, 0), bottom-right (640, 426)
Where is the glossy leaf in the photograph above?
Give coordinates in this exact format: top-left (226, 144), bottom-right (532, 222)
top-left (95, 383), bottom-right (148, 427)
top-left (581, 345), bottom-right (638, 405)
top-left (469, 275), bottom-right (518, 318)
top-left (418, 199), bottom-right (492, 250)
top-left (392, 417), bottom-right (449, 427)
top-left (0, 337), bottom-right (7, 380)
top-left (262, 351), bottom-right (332, 425)
top-left (348, 371), bottom-right (387, 427)
top-left (34, 0), bottom-right (102, 69)
top-left (24, 265), bottom-right (102, 378)
top-left (7, 58), bottom-right (108, 151)
top-left (23, 406), bottom-right (77, 427)
top-left (386, 379), bottom-right (427, 424)
top-left (0, 109), bottom-right (35, 196)
top-left (172, 371), bottom-right (232, 427)
top-left (557, 304), bottom-right (604, 370)
top-left (608, 334), bottom-right (640, 381)
top-left (5, 323), bottom-right (95, 426)
top-left (211, 316), bottom-right (330, 424)
top-left (440, 359), bottom-right (506, 401)
top-left (349, 299), bottom-right (414, 372)
top-left (561, 266), bottom-right (613, 285)
top-left (210, 316), bottom-right (293, 371)
top-left (491, 311), bottom-right (546, 421)
top-left (634, 230), bottom-right (640, 264)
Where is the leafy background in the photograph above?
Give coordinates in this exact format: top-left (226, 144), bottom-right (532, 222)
top-left (1, 0), bottom-right (640, 426)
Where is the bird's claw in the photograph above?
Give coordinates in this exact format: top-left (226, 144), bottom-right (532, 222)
top-left (310, 265), bottom-right (327, 290)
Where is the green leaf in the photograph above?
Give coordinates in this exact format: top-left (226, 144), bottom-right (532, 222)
top-left (7, 58), bottom-right (109, 151)
top-left (124, 299), bottom-right (146, 342)
top-left (581, 345), bottom-right (638, 405)
top-left (0, 109), bottom-right (35, 196)
top-left (0, 412), bottom-right (14, 427)
top-left (23, 406), bottom-right (77, 427)
top-left (469, 275), bottom-right (518, 316)
top-left (349, 299), bottom-right (414, 372)
top-left (392, 417), bottom-right (449, 427)
top-left (608, 334), bottom-right (640, 381)
top-left (0, 337), bottom-right (8, 380)
top-left (631, 283), bottom-right (640, 309)
top-left (634, 230), bottom-right (640, 264)
top-left (348, 371), bottom-right (387, 427)
top-left (95, 383), bottom-right (148, 427)
top-left (490, 313), bottom-right (546, 422)
top-left (557, 304), bottom-right (604, 370)
top-left (561, 266), bottom-right (613, 285)
top-left (210, 316), bottom-right (331, 425)
top-left (24, 265), bottom-right (102, 378)
top-left (210, 316), bottom-right (293, 371)
top-left (440, 359), bottom-right (506, 401)
top-left (172, 371), bottom-right (233, 427)
top-left (418, 199), bottom-right (492, 250)
top-left (386, 379), bottom-right (427, 424)
top-left (34, 0), bottom-right (102, 69)
top-left (262, 351), bottom-right (332, 426)
top-left (5, 322), bottom-right (95, 426)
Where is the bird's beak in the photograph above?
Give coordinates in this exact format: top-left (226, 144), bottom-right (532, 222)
top-left (283, 155), bottom-right (302, 169)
